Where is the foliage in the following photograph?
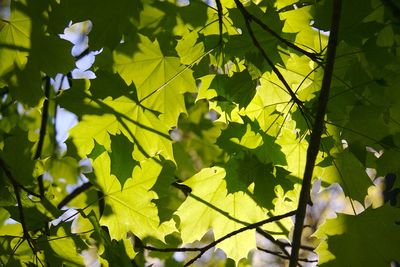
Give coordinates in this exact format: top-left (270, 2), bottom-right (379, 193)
top-left (0, 0), bottom-right (400, 266)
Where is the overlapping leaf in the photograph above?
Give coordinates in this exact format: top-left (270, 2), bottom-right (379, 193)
top-left (175, 167), bottom-right (267, 262)
top-left (92, 152), bottom-right (175, 241)
top-left (0, 1), bottom-right (31, 80)
top-left (69, 95), bottom-right (173, 161)
top-left (113, 34), bottom-right (197, 127)
top-left (315, 205), bottom-right (400, 266)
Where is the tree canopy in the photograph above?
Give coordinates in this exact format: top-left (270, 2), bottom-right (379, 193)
top-left (0, 0), bottom-right (400, 266)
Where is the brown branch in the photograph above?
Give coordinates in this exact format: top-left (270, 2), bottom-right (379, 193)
top-left (256, 225), bottom-right (316, 253)
top-left (256, 227), bottom-right (293, 261)
top-left (13, 183), bottom-right (35, 251)
top-left (257, 246), bottom-right (317, 263)
top-left (138, 211), bottom-right (296, 265)
top-left (233, 0), bottom-right (320, 62)
top-left (34, 77), bottom-right (51, 199)
top-left (215, 0), bottom-right (224, 44)
top-left (184, 210), bottom-right (296, 266)
top-left (289, 1), bottom-right (342, 267)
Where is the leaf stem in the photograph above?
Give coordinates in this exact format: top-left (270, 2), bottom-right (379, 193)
top-left (288, 1), bottom-right (342, 266)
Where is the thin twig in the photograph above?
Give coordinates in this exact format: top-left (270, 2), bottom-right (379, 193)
top-left (256, 228), bottom-right (291, 258)
top-left (142, 245), bottom-right (201, 252)
top-left (184, 210), bottom-right (296, 266)
top-left (9, 173), bottom-right (35, 252)
top-left (236, 4), bottom-right (307, 114)
top-left (256, 226), bottom-right (316, 266)
top-left (257, 246), bottom-right (318, 263)
top-left (289, 1), bottom-right (342, 266)
top-left (233, 0), bottom-right (320, 62)
top-left (138, 211), bottom-right (296, 265)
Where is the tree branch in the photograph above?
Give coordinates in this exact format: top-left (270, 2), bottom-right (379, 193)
top-left (184, 210), bottom-right (296, 266)
top-left (141, 245), bottom-right (201, 252)
top-left (233, 0), bottom-right (320, 62)
top-left (234, 0), bottom-right (307, 114)
top-left (256, 228), bottom-right (293, 255)
top-left (34, 76), bottom-right (51, 199)
top-left (11, 180), bottom-right (35, 251)
top-left (215, 0), bottom-right (224, 44)
top-left (139, 210), bottom-right (296, 265)
top-left (289, 1), bottom-right (342, 267)
top-left (257, 246), bottom-right (317, 263)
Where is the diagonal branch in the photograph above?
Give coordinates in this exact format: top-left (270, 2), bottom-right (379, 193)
top-left (235, 3), bottom-right (306, 113)
top-left (289, 1), bottom-right (342, 266)
top-left (256, 228), bottom-right (292, 259)
top-left (139, 210), bottom-right (296, 266)
top-left (184, 210), bottom-right (296, 266)
top-left (257, 246), bottom-right (317, 263)
top-left (233, 0), bottom-right (321, 62)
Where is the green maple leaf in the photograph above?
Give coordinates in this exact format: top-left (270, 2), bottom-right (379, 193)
top-left (277, 127), bottom-right (308, 179)
top-left (315, 205), bottom-right (400, 267)
top-left (32, 35), bottom-right (74, 77)
top-left (45, 225), bottom-right (86, 266)
top-left (226, 3), bottom-right (283, 65)
top-left (280, 5), bottom-right (327, 54)
top-left (92, 152), bottom-right (176, 241)
top-left (314, 150), bottom-right (373, 202)
top-left (0, 129), bottom-right (36, 185)
top-left (69, 95), bottom-right (173, 161)
top-left (0, 1), bottom-right (30, 79)
top-left (175, 167), bottom-right (267, 262)
top-left (47, 156), bottom-right (79, 184)
top-left (109, 134), bottom-right (138, 187)
top-left (113, 34), bottom-right (197, 127)
top-left (216, 118), bottom-right (287, 166)
top-left (90, 70), bottom-right (136, 100)
top-left (176, 30), bottom-right (205, 65)
top-left (207, 71), bottom-right (258, 109)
